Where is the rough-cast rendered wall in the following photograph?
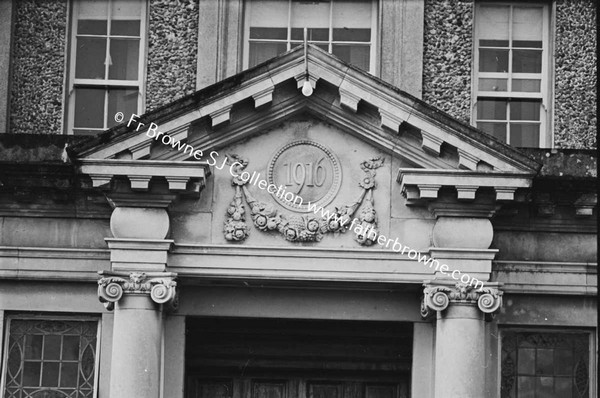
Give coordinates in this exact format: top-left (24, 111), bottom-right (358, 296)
top-left (10, 0), bottom-right (67, 134)
top-left (422, 0), bottom-right (473, 124)
top-left (146, 0), bottom-right (199, 111)
top-left (554, 0), bottom-right (597, 148)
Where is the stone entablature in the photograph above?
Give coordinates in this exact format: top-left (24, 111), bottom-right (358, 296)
top-left (398, 168), bottom-right (534, 203)
top-left (78, 159), bottom-right (210, 195)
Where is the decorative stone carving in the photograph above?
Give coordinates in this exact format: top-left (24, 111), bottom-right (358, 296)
top-left (97, 271), bottom-right (177, 311)
top-left (353, 157), bottom-right (384, 245)
top-left (421, 282), bottom-right (503, 319)
top-left (267, 140), bottom-right (342, 212)
top-left (223, 148), bottom-right (384, 245)
top-left (224, 156), bottom-right (251, 241)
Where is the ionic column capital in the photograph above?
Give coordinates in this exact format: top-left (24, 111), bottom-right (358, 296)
top-left (421, 281), bottom-right (503, 320)
top-left (97, 271), bottom-right (178, 311)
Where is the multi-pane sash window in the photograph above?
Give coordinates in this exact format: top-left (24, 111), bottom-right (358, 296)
top-left (474, 3), bottom-right (549, 147)
top-left (244, 0), bottom-right (376, 73)
top-left (1, 318), bottom-right (99, 398)
top-left (501, 331), bottom-right (591, 398)
top-left (68, 0), bottom-right (145, 135)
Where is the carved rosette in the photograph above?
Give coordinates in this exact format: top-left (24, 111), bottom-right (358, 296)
top-left (97, 271), bottom-right (177, 311)
top-left (421, 282), bottom-right (503, 319)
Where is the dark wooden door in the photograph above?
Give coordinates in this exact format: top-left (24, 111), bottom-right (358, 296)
top-left (186, 318), bottom-right (412, 398)
top-left (188, 378), bottom-right (408, 398)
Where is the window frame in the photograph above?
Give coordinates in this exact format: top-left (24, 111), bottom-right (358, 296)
top-left (498, 327), bottom-right (596, 398)
top-left (242, 0), bottom-right (379, 75)
top-left (0, 314), bottom-right (102, 398)
top-left (66, 0), bottom-right (148, 135)
top-left (472, 1), bottom-right (552, 148)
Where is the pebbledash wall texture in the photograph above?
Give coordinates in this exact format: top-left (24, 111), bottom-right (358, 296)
top-left (9, 0), bottom-right (68, 135)
top-left (5, 0), bottom-right (597, 148)
top-left (8, 0), bottom-right (199, 133)
top-left (421, 0), bottom-right (597, 148)
top-left (422, 0), bottom-right (473, 124)
top-left (553, 0), bottom-right (597, 149)
top-left (146, 0), bottom-right (199, 111)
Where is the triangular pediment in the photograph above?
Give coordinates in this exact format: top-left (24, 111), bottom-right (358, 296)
top-left (70, 45), bottom-right (540, 175)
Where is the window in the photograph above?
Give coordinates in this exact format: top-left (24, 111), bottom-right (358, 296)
top-left (1, 317), bottom-right (99, 398)
top-left (473, 3), bottom-right (550, 148)
top-left (67, 0), bottom-right (146, 135)
top-left (243, 0), bottom-right (377, 73)
top-left (501, 331), bottom-right (592, 398)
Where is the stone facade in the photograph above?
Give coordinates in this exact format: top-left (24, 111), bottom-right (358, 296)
top-left (9, 0), bottom-right (68, 135)
top-left (554, 0), bottom-right (597, 148)
top-left (0, 2), bottom-right (596, 398)
top-left (146, 0), bottom-right (199, 111)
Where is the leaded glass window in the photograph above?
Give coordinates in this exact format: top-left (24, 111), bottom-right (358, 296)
top-left (501, 331), bottom-right (591, 398)
top-left (2, 318), bottom-right (99, 398)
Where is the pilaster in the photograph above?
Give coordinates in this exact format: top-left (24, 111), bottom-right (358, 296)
top-left (0, 0), bottom-right (13, 134)
top-left (380, 0), bottom-right (424, 97)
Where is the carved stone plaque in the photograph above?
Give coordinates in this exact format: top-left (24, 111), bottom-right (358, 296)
top-left (267, 140), bottom-right (342, 212)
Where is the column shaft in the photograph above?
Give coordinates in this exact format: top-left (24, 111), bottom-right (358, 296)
top-left (422, 282), bottom-right (503, 398)
top-left (434, 304), bottom-right (485, 398)
top-left (109, 295), bottom-right (163, 398)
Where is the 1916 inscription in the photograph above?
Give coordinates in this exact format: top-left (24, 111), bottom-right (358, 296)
top-left (268, 140), bottom-right (341, 212)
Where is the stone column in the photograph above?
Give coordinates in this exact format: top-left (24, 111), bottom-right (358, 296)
top-left (98, 271), bottom-right (177, 398)
top-left (99, 200), bottom-right (177, 398)
top-left (421, 281), bottom-right (503, 398)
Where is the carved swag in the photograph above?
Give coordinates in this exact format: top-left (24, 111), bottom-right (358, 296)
top-left (224, 154), bottom-right (384, 245)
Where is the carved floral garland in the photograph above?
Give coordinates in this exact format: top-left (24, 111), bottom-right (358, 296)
top-left (224, 155), bottom-right (384, 245)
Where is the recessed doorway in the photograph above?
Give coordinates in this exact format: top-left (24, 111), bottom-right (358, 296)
top-left (185, 317), bottom-right (412, 398)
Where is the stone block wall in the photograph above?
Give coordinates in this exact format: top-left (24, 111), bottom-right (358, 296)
top-left (554, 0), bottom-right (597, 148)
top-left (422, 0), bottom-right (473, 124)
top-left (146, 0), bottom-right (199, 111)
top-left (9, 0), bottom-right (68, 135)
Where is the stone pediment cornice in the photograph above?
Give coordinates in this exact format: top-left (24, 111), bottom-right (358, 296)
top-left (70, 45), bottom-right (540, 175)
top-left (77, 159), bottom-right (210, 206)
